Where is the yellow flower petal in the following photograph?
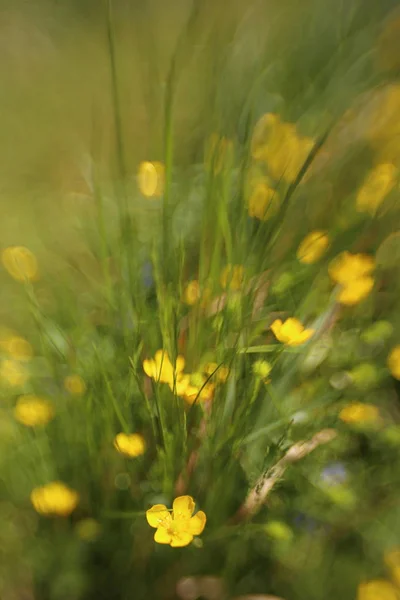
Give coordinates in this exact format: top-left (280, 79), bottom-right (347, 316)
top-left (143, 358), bottom-right (156, 379)
top-left (329, 252), bottom-right (375, 284)
top-left (114, 433), bottom-right (146, 457)
top-left (146, 504), bottom-right (171, 529)
top-left (270, 319), bottom-right (283, 337)
top-left (14, 395), bottom-right (54, 427)
top-left (170, 531), bottom-right (194, 548)
top-left (138, 161), bottom-right (165, 198)
top-left (188, 510), bottom-right (206, 535)
top-left (1, 246), bottom-right (38, 282)
top-left (357, 579), bottom-right (399, 600)
top-left (297, 231), bottom-right (330, 264)
top-left (173, 495), bottom-right (195, 520)
top-left (339, 402), bottom-right (380, 425)
top-left (337, 276), bottom-right (374, 306)
top-left (64, 374), bottom-right (86, 396)
top-left (154, 527), bottom-right (172, 544)
top-left (30, 482), bottom-right (79, 517)
top-left (388, 346), bottom-right (400, 380)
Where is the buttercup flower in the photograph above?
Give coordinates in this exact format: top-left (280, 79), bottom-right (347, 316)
top-left (31, 482), bottom-right (79, 517)
top-left (114, 433), bottom-right (146, 457)
top-left (1, 246), bottom-right (38, 282)
top-left (64, 374), bottom-right (86, 396)
top-left (271, 318), bottom-right (314, 346)
top-left (388, 346), bottom-right (400, 380)
top-left (252, 359), bottom-right (272, 379)
top-left (14, 395), bottom-right (54, 427)
top-left (0, 332), bottom-right (33, 361)
top-left (247, 181), bottom-right (280, 221)
top-left (329, 252), bottom-right (375, 306)
top-left (220, 264), bottom-right (244, 291)
top-left (297, 231), bottom-right (330, 264)
top-left (356, 163), bottom-right (397, 214)
top-left (183, 280), bottom-right (200, 306)
top-left (357, 580), bottom-right (399, 600)
top-left (339, 402), bottom-right (380, 425)
top-left (146, 495), bottom-right (206, 547)
top-left (138, 161), bottom-right (165, 197)
top-left (181, 373), bottom-right (215, 405)
top-left (143, 350), bottom-right (185, 385)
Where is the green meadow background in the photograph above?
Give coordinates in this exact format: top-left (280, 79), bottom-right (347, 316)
top-left (1, 0), bottom-right (400, 599)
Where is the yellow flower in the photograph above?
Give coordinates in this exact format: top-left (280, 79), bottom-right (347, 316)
top-left (143, 350), bottom-right (185, 385)
top-left (1, 246), bottom-right (38, 282)
top-left (220, 264), bottom-right (244, 291)
top-left (329, 252), bottom-right (375, 306)
top-left (251, 114), bottom-right (314, 183)
top-left (30, 482), bottom-right (79, 517)
top-left (357, 580), bottom-right (399, 600)
top-left (247, 181), bottom-right (280, 221)
top-left (271, 318), bottom-right (314, 346)
top-left (183, 280), bottom-right (201, 306)
top-left (329, 252), bottom-right (375, 284)
top-left (385, 548), bottom-right (400, 588)
top-left (252, 360), bottom-right (272, 379)
top-left (64, 374), bottom-right (86, 396)
top-left (146, 495), bottom-right (206, 547)
top-left (356, 163), bottom-right (397, 214)
top-left (337, 276), bottom-right (375, 306)
top-left (181, 373), bottom-right (215, 405)
top-left (14, 395), bottom-right (54, 427)
top-left (388, 346), bottom-right (400, 380)
top-left (0, 332), bottom-right (33, 361)
top-left (114, 432), bottom-right (146, 457)
top-left (138, 161), bottom-right (165, 197)
top-left (297, 231), bottom-right (330, 264)
top-left (339, 402), bottom-right (381, 425)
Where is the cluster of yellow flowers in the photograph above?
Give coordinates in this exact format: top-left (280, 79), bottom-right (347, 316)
top-left (143, 349), bottom-right (229, 405)
top-left (329, 251), bottom-right (375, 306)
top-left (251, 113), bottom-right (314, 184)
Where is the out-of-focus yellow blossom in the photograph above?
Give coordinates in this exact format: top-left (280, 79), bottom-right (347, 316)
top-left (252, 360), bottom-right (272, 380)
top-left (64, 374), bottom-right (86, 396)
top-left (329, 252), bottom-right (375, 306)
top-left (143, 350), bottom-right (185, 385)
top-left (0, 332), bottom-right (33, 361)
top-left (357, 580), bottom-right (399, 600)
top-left (339, 402), bottom-right (380, 425)
top-left (251, 113), bottom-right (314, 183)
top-left (329, 252), bottom-right (375, 284)
top-left (271, 318), bottom-right (314, 346)
top-left (337, 277), bottom-right (375, 306)
top-left (1, 246), bottom-right (38, 282)
top-left (183, 280), bottom-right (201, 306)
top-left (0, 359), bottom-right (28, 387)
top-left (14, 395), bottom-right (54, 427)
top-left (182, 373), bottom-right (215, 405)
top-left (31, 482), bottom-right (79, 517)
top-left (220, 264), bottom-right (244, 291)
top-left (356, 163), bottom-right (397, 214)
top-left (138, 161), bottom-right (165, 197)
top-left (385, 548), bottom-right (400, 587)
top-left (388, 346), bottom-right (400, 380)
top-left (297, 231), bottom-right (330, 264)
top-left (114, 432), bottom-right (146, 457)
top-left (146, 495), bottom-right (206, 547)
top-left (75, 518), bottom-right (101, 542)
top-left (247, 181), bottom-right (280, 221)
top-left (204, 362), bottom-right (230, 382)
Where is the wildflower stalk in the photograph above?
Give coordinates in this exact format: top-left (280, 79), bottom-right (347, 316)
top-left (232, 428), bottom-right (337, 523)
